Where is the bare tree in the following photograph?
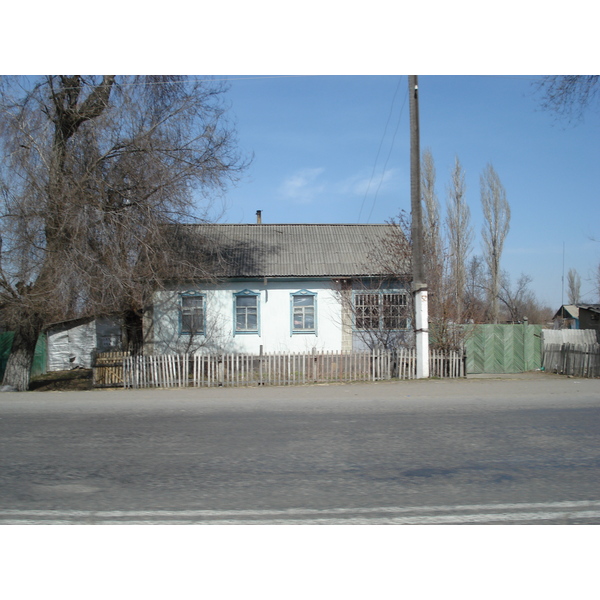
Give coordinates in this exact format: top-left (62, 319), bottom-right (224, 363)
top-left (535, 75), bottom-right (600, 121)
top-left (419, 149), bottom-right (449, 330)
top-left (344, 209), bottom-right (465, 352)
top-left (498, 272), bottom-right (533, 323)
top-left (480, 163), bottom-right (511, 324)
top-left (499, 271), bottom-right (553, 324)
top-left (419, 150), bottom-right (470, 349)
top-left (333, 214), bottom-right (413, 351)
top-left (372, 211), bottom-right (414, 282)
top-left (463, 255), bottom-right (487, 323)
top-left (445, 156), bottom-right (472, 323)
top-left (421, 149), bottom-right (443, 293)
top-left (0, 76), bottom-right (247, 389)
top-left (567, 268), bottom-right (581, 305)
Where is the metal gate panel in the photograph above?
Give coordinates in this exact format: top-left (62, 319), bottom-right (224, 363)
top-left (464, 324), bottom-right (542, 374)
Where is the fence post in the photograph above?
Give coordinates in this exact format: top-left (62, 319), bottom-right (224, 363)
top-left (259, 345), bottom-right (263, 385)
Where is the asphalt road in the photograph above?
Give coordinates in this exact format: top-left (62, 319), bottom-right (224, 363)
top-left (1, 373), bottom-right (600, 524)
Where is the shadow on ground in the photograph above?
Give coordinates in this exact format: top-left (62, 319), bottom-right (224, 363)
top-left (29, 369), bottom-right (93, 391)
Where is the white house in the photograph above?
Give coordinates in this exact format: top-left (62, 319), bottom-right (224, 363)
top-left (144, 223), bottom-right (412, 355)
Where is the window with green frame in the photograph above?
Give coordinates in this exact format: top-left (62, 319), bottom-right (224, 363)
top-left (234, 290), bottom-right (259, 333)
top-left (180, 293), bottom-right (205, 334)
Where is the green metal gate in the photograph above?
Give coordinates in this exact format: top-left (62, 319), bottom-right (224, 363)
top-left (463, 324), bottom-right (542, 374)
top-left (0, 332), bottom-right (47, 381)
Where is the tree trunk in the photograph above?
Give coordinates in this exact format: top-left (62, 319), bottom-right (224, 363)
top-left (2, 322), bottom-right (42, 391)
top-left (123, 309), bottom-right (143, 355)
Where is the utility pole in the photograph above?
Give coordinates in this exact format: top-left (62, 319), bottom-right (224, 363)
top-left (409, 75), bottom-right (429, 378)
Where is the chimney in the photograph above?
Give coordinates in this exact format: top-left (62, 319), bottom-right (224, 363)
top-left (256, 210), bottom-right (262, 224)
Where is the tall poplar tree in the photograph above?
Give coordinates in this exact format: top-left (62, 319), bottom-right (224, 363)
top-left (480, 163), bottom-right (511, 324)
top-left (445, 156), bottom-right (472, 323)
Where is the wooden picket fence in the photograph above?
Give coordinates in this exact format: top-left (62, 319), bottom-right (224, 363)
top-left (430, 348), bottom-right (465, 378)
top-left (120, 348), bottom-right (464, 389)
top-left (543, 343), bottom-right (600, 378)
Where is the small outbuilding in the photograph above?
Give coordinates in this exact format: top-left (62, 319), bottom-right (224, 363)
top-left (46, 316), bottom-right (123, 371)
top-left (552, 305), bottom-right (579, 329)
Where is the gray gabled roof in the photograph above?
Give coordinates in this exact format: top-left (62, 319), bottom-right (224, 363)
top-left (178, 223), bottom-right (408, 278)
top-left (553, 305), bottom-right (579, 320)
top-left (553, 304), bottom-right (600, 321)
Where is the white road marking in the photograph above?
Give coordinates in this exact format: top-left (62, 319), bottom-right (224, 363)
top-left (2, 510), bottom-right (600, 525)
top-left (1, 500), bottom-right (600, 524)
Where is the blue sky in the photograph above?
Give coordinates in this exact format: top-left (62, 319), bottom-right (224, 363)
top-left (7, 4), bottom-right (598, 309)
top-left (213, 75), bottom-right (600, 308)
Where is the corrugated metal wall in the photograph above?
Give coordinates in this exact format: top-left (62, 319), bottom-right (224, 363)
top-left (542, 329), bottom-right (598, 345)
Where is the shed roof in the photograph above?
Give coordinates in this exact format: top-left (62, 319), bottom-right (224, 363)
top-left (552, 304), bottom-right (600, 321)
top-left (577, 304), bottom-right (600, 313)
top-left (177, 223), bottom-right (408, 278)
top-left (553, 305), bottom-right (579, 320)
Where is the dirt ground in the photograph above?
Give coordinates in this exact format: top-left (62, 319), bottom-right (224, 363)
top-left (29, 368), bottom-right (93, 391)
top-left (25, 366), bottom-right (576, 392)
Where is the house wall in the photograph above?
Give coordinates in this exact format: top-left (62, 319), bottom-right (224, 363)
top-left (578, 310), bottom-right (600, 340)
top-left (150, 279), bottom-right (345, 355)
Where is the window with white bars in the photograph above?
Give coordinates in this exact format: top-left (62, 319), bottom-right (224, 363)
top-left (355, 292), bottom-right (408, 330)
top-left (382, 293), bottom-right (408, 329)
top-left (355, 293), bottom-right (380, 330)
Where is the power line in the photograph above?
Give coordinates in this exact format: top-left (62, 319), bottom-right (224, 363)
top-left (366, 87), bottom-right (407, 223)
top-left (357, 76), bottom-right (405, 223)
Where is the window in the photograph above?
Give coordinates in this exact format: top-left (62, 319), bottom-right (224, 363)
top-left (355, 292), bottom-right (408, 330)
top-left (355, 293), bottom-right (379, 330)
top-left (382, 293), bottom-right (408, 329)
top-left (292, 291), bottom-right (316, 333)
top-left (234, 290), bottom-right (259, 334)
top-left (180, 294), bottom-right (205, 334)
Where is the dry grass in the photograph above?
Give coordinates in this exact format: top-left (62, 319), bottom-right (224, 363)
top-left (29, 369), bottom-right (93, 391)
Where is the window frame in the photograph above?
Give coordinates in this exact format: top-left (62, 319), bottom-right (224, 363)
top-left (179, 292), bottom-right (206, 336)
top-left (353, 290), bottom-right (409, 331)
top-left (233, 289), bottom-right (260, 335)
top-left (290, 289), bottom-right (317, 335)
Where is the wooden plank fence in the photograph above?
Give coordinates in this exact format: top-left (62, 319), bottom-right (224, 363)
top-left (120, 348), bottom-right (464, 389)
top-left (92, 351), bottom-right (130, 387)
top-left (543, 343), bottom-right (600, 378)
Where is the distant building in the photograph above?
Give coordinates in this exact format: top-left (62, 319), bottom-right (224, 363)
top-left (553, 304), bottom-right (600, 340)
top-left (553, 305), bottom-right (579, 329)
